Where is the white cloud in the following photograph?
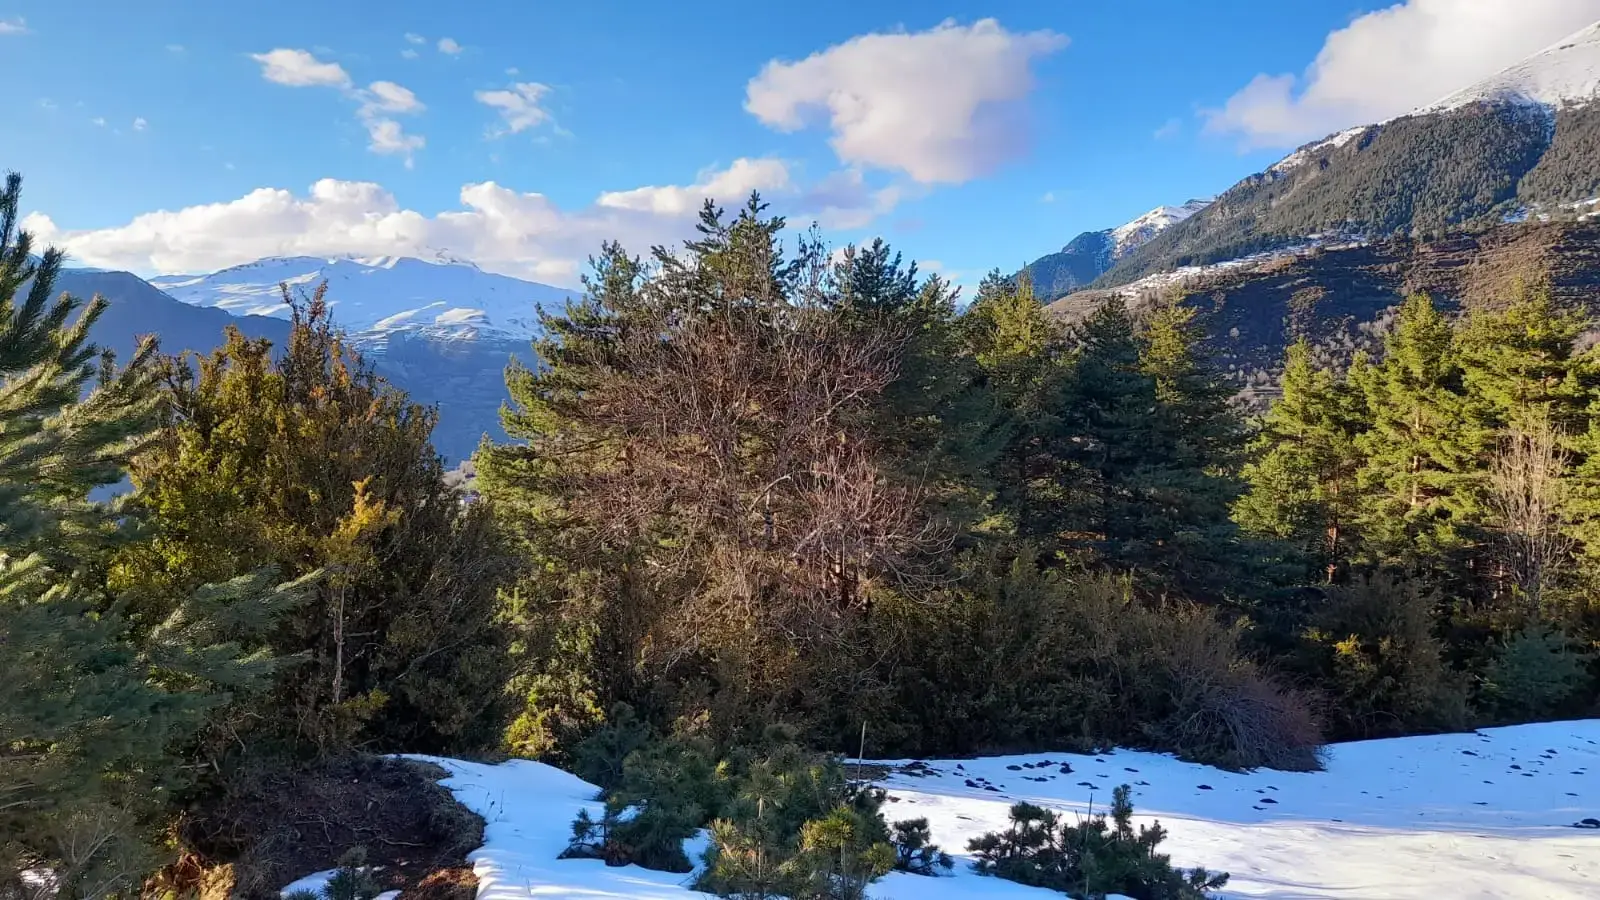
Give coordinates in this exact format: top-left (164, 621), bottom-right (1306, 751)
top-left (1153, 117), bottom-right (1182, 140)
top-left (404, 32), bottom-right (426, 45)
top-left (362, 80), bottom-right (424, 115)
top-left (505, 66), bottom-right (520, 76)
top-left (363, 120), bottom-right (424, 165)
top-left (37, 98), bottom-right (56, 110)
top-left (355, 83), bottom-right (425, 166)
top-left (23, 159), bottom-right (842, 286)
top-left (400, 48), bottom-right (419, 60)
top-left (597, 158), bottom-right (793, 216)
top-left (0, 16), bottom-right (27, 34)
top-left (133, 117), bottom-right (148, 131)
top-left (253, 48), bottom-right (425, 165)
top-left (745, 18), bottom-right (1066, 184)
top-left (166, 43), bottom-right (185, 53)
top-left (91, 116), bottom-right (106, 127)
top-left (437, 37), bottom-right (462, 55)
top-left (1205, 0), bottom-right (1600, 148)
top-left (475, 82), bottom-right (553, 136)
top-left (251, 48), bottom-right (351, 88)
top-left (793, 168), bottom-right (906, 230)
top-left (1039, 191), bottom-right (1056, 203)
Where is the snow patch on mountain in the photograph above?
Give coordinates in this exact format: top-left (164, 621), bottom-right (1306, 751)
top-left (150, 255), bottom-right (573, 344)
top-left (1269, 126), bottom-right (1368, 174)
top-left (1420, 20), bottom-right (1600, 114)
top-left (1109, 198), bottom-right (1212, 258)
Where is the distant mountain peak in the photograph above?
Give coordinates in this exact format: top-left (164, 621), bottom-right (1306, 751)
top-left (1109, 198), bottom-right (1213, 257)
top-left (149, 254), bottom-right (572, 345)
top-left (1418, 19), bottom-right (1600, 114)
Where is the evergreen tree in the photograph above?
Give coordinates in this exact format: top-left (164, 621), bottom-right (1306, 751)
top-left (1048, 299), bottom-right (1263, 600)
top-left (1455, 287), bottom-right (1593, 433)
top-left (960, 274), bottom-right (1070, 539)
top-left (1235, 340), bottom-right (1370, 582)
top-left (482, 196), bottom-right (942, 751)
top-left (826, 241), bottom-right (1004, 535)
top-left (1, 172), bottom-right (303, 898)
top-left (1354, 294), bottom-right (1491, 569)
top-left (111, 285), bottom-right (512, 757)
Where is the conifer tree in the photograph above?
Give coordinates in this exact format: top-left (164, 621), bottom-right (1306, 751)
top-left (112, 285), bottom-right (511, 756)
top-left (827, 241), bottom-right (1004, 534)
top-left (1354, 294), bottom-right (1490, 568)
top-left (960, 273), bottom-right (1070, 538)
top-left (1235, 340), bottom-right (1370, 582)
top-left (1, 172), bottom-right (303, 897)
top-left (482, 196), bottom-right (940, 749)
top-left (1048, 299), bottom-right (1263, 600)
top-left (1455, 287), bottom-right (1593, 433)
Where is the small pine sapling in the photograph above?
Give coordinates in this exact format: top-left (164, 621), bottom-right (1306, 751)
top-left (323, 848), bottom-right (382, 900)
top-left (891, 818), bottom-right (954, 876)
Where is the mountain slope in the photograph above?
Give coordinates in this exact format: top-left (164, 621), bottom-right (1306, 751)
top-left (151, 255), bottom-right (573, 344)
top-left (1095, 19), bottom-right (1600, 290)
top-left (1021, 198), bottom-right (1211, 299)
top-left (1422, 20), bottom-right (1600, 113)
top-left (1048, 219), bottom-right (1600, 395)
top-left (48, 267), bottom-right (291, 360)
top-left (44, 265), bottom-right (517, 464)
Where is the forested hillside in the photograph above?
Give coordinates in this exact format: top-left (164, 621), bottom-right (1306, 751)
top-left (1050, 219), bottom-right (1600, 396)
top-left (1094, 102), bottom-right (1600, 291)
top-left (7, 170), bottom-right (1600, 900)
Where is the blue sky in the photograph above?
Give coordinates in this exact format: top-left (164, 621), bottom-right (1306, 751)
top-left (5, 0), bottom-right (1599, 290)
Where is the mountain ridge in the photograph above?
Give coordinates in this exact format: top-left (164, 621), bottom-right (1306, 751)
top-left (1019, 197), bottom-right (1214, 298)
top-left (1075, 18), bottom-right (1600, 296)
top-left (150, 254), bottom-right (574, 344)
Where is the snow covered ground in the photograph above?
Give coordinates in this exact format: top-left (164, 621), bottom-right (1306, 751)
top-left (397, 720), bottom-right (1600, 900)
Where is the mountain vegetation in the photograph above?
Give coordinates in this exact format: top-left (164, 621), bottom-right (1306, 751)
top-left (1095, 101), bottom-right (1600, 292)
top-left (8, 155), bottom-right (1600, 899)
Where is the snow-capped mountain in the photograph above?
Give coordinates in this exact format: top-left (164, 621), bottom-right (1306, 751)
top-left (1109, 198), bottom-right (1214, 257)
top-left (1420, 20), bottom-right (1600, 114)
top-left (1019, 198), bottom-right (1215, 300)
top-left (150, 255), bottom-right (574, 346)
top-left (1092, 18), bottom-right (1600, 290)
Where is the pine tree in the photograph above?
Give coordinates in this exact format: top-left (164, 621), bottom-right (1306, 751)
top-left (482, 196), bottom-right (942, 750)
top-left (826, 241), bottom-right (1004, 535)
top-left (1, 172), bottom-right (304, 898)
top-left (1455, 287), bottom-right (1593, 433)
top-left (111, 285), bottom-right (511, 757)
top-left (1354, 294), bottom-right (1491, 568)
top-left (1049, 299), bottom-right (1262, 601)
top-left (1235, 340), bottom-right (1370, 582)
top-left (960, 273), bottom-right (1070, 539)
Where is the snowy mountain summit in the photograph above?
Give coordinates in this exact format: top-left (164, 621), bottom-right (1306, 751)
top-left (1110, 198), bottom-right (1213, 257)
top-left (1421, 19), bottom-right (1600, 113)
top-left (150, 255), bottom-right (573, 345)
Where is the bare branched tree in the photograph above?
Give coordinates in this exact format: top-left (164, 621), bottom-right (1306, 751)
top-left (1487, 415), bottom-right (1573, 613)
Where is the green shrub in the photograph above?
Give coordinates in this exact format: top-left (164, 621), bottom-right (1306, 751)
top-left (283, 891), bottom-right (322, 900)
top-left (968, 785), bottom-right (1229, 900)
top-left (696, 744), bottom-right (895, 900)
top-left (570, 703), bottom-right (654, 791)
top-left (322, 849), bottom-right (381, 900)
top-left (562, 730), bottom-right (727, 873)
top-left (1480, 626), bottom-right (1594, 719)
top-left (1299, 573), bottom-right (1470, 738)
top-left (891, 818), bottom-right (954, 876)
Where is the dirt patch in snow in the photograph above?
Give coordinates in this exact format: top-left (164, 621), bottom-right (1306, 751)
top-left (163, 755), bottom-right (485, 900)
